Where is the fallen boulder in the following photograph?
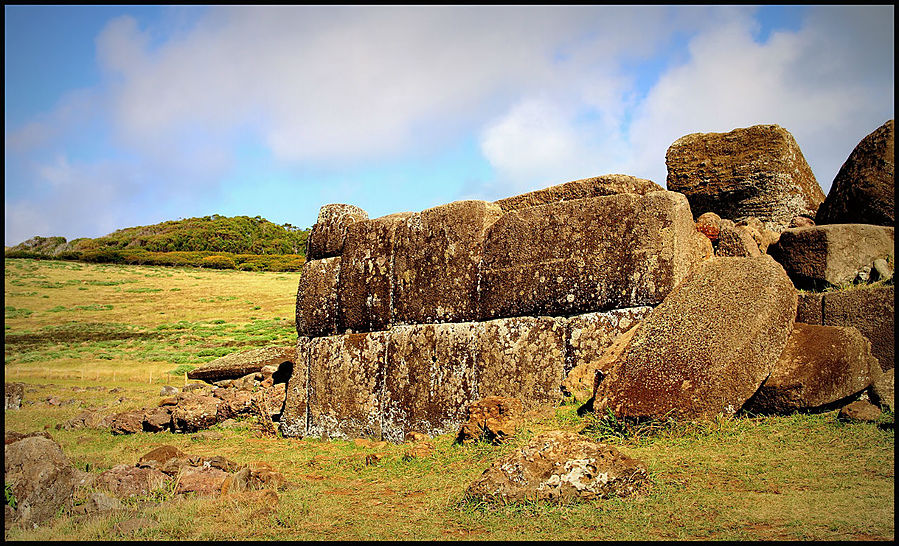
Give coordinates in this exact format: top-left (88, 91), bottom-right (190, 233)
top-left (465, 431), bottom-right (649, 504)
top-left (816, 119), bottom-right (895, 227)
top-left (4, 434), bottom-right (78, 527)
top-left (187, 346), bottom-right (295, 383)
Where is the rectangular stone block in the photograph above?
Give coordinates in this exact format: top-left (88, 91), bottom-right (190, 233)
top-left (480, 191), bottom-right (710, 320)
top-left (280, 337), bottom-right (310, 438)
top-left (823, 285), bottom-right (894, 371)
top-left (306, 332), bottom-right (387, 440)
top-left (306, 204), bottom-right (369, 260)
top-left (338, 212), bottom-right (414, 333)
top-left (296, 257), bottom-right (340, 337)
top-left (478, 316), bottom-right (566, 411)
top-left (563, 307), bottom-right (653, 375)
top-left (495, 174), bottom-right (663, 212)
top-left (381, 323), bottom-right (481, 443)
top-left (392, 200), bottom-right (504, 325)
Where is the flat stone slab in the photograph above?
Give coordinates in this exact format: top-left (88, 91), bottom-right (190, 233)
top-left (392, 200), bottom-right (504, 325)
top-left (594, 256), bottom-right (797, 420)
top-left (744, 323), bottom-right (882, 414)
top-left (306, 204), bottom-right (368, 260)
top-left (666, 124), bottom-right (825, 232)
top-left (769, 224), bottom-right (894, 289)
top-left (187, 346), bottom-right (296, 382)
top-left (296, 257), bottom-right (341, 337)
top-left (494, 174), bottom-right (663, 212)
top-left (480, 191), bottom-right (710, 320)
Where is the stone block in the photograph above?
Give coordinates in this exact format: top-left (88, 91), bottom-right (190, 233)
top-left (666, 124), bottom-right (825, 232)
top-left (296, 257), bottom-right (341, 337)
top-left (796, 292), bottom-right (824, 324)
top-left (279, 337), bottom-right (310, 438)
top-left (306, 332), bottom-right (387, 440)
top-left (494, 174), bottom-right (663, 212)
top-left (306, 204), bottom-right (368, 259)
top-left (338, 212), bottom-right (414, 333)
top-left (769, 224), bottom-right (894, 289)
top-left (187, 346), bottom-right (295, 382)
top-left (823, 285), bottom-right (894, 371)
top-left (480, 191), bottom-right (710, 320)
top-left (392, 200), bottom-right (504, 325)
top-left (563, 307), bottom-right (653, 376)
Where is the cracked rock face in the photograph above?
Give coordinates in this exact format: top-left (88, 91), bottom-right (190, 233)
top-left (465, 431), bottom-right (649, 503)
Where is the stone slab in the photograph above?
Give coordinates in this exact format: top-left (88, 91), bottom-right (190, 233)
top-left (562, 307), bottom-right (653, 376)
top-left (279, 337), bottom-right (310, 438)
top-left (187, 346), bottom-right (295, 382)
top-left (494, 174), bottom-right (663, 212)
top-left (823, 285), bottom-right (895, 371)
top-left (296, 257), bottom-right (341, 337)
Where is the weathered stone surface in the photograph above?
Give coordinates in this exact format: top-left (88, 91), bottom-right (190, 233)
top-left (393, 200), bottom-right (504, 325)
top-left (280, 337), bottom-right (309, 438)
top-left (306, 203), bottom-right (369, 259)
top-left (823, 285), bottom-right (895, 371)
top-left (187, 346), bottom-right (295, 382)
top-left (170, 394), bottom-right (223, 433)
top-left (796, 292), bottom-right (824, 324)
top-left (142, 406), bottom-right (173, 432)
top-left (563, 307), bottom-right (653, 377)
top-left (110, 410), bottom-right (144, 435)
top-left (455, 396), bottom-right (523, 445)
top-left (744, 323), bottom-right (881, 414)
top-left (817, 120), bottom-right (895, 227)
top-left (768, 224), bottom-right (894, 289)
top-left (159, 385), bottom-right (179, 397)
top-left (695, 212), bottom-right (724, 242)
top-left (480, 191), bottom-right (710, 320)
top-left (494, 174), bottom-right (664, 212)
top-left (716, 224), bottom-right (762, 257)
top-left (306, 332), bottom-right (387, 440)
top-left (466, 431), bottom-right (649, 504)
top-left (5, 382), bottom-right (24, 410)
top-left (93, 464), bottom-right (169, 498)
top-left (296, 257), bottom-right (341, 337)
top-left (382, 323), bottom-right (481, 443)
top-left (478, 316), bottom-right (566, 411)
top-left (57, 410), bottom-right (113, 431)
top-left (213, 388), bottom-right (254, 421)
top-left (666, 124), bottom-right (825, 232)
top-left (138, 445), bottom-right (186, 468)
top-left (338, 212), bottom-right (415, 333)
top-left (870, 368), bottom-right (894, 411)
top-left (838, 400), bottom-right (882, 422)
top-left (562, 326), bottom-right (640, 404)
top-left (175, 466), bottom-right (229, 497)
top-left (594, 256), bottom-right (797, 420)
top-left (4, 435), bottom-right (77, 527)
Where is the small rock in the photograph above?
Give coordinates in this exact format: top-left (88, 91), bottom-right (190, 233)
top-left (871, 258), bottom-right (894, 283)
top-left (47, 396), bottom-right (63, 406)
top-left (191, 430), bottom-right (224, 441)
top-left (110, 410), bottom-right (144, 435)
top-left (402, 441), bottom-right (435, 460)
top-left (93, 465), bottom-right (170, 498)
top-left (838, 400), bottom-right (882, 422)
top-left (455, 396), bottom-right (523, 445)
top-left (159, 385), bottom-right (179, 397)
top-left (404, 431), bottom-right (430, 444)
top-left (138, 445), bottom-right (186, 468)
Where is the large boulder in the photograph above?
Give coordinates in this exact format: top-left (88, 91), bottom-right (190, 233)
top-left (305, 203), bottom-right (369, 260)
top-left (338, 212), bottom-right (414, 333)
top-left (5, 435), bottom-right (78, 527)
top-left (392, 200), bottom-right (504, 325)
top-left (494, 174), bottom-right (664, 212)
top-left (465, 431), bottom-right (649, 504)
top-left (768, 224), bottom-right (894, 289)
top-left (823, 285), bottom-right (895, 371)
top-left (296, 257), bottom-right (341, 337)
top-left (816, 120), bottom-right (895, 227)
top-left (187, 346), bottom-right (295, 383)
top-left (593, 256), bottom-right (797, 420)
top-left (743, 323), bottom-right (882, 414)
top-left (479, 191), bottom-right (710, 320)
top-left (666, 124), bottom-right (825, 232)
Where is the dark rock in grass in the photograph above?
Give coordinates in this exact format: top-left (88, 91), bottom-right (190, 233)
top-left (296, 257), bottom-right (341, 336)
top-left (838, 400), bottom-right (882, 422)
top-left (138, 445), bottom-right (186, 468)
top-left (466, 431), bottom-right (649, 503)
top-left (816, 119), bottom-right (895, 227)
top-left (455, 396), bottom-right (523, 445)
top-left (743, 323), bottom-right (882, 414)
top-left (175, 466), bottom-right (230, 497)
top-left (4, 435), bottom-right (78, 527)
top-left (187, 346), bottom-right (296, 383)
top-left (5, 382), bottom-right (24, 410)
top-left (823, 285), bottom-right (895, 371)
top-left (170, 394), bottom-right (223, 433)
top-left (869, 369), bottom-right (894, 411)
top-left (93, 464), bottom-right (170, 498)
top-left (142, 406), bottom-right (173, 432)
top-left (494, 174), bottom-right (664, 212)
top-left (5, 430), bottom-right (54, 445)
top-left (306, 203), bottom-right (369, 260)
top-left (110, 410), bottom-right (144, 435)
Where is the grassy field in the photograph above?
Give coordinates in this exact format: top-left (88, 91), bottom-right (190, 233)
top-left (4, 258), bottom-right (894, 541)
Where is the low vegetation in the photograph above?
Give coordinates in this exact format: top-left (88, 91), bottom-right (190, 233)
top-left (4, 258), bottom-right (894, 540)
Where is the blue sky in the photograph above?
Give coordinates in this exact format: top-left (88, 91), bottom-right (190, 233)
top-left (4, 5), bottom-right (894, 245)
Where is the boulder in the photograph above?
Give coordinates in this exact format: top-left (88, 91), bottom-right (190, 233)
top-left (465, 431), bottom-right (649, 504)
top-left (838, 400), bottom-right (882, 423)
top-left (306, 203), bottom-right (369, 260)
top-left (213, 388), bottom-right (254, 420)
top-left (4, 435), bottom-right (78, 527)
top-left (159, 385), bottom-right (179, 397)
top-left (93, 464), bottom-right (169, 498)
top-left (56, 410), bottom-right (113, 431)
top-left (5, 382), bottom-right (24, 410)
top-left (138, 445), bottom-right (186, 468)
top-left (382, 323), bottom-right (481, 443)
top-left (562, 306), bottom-right (653, 376)
top-left (869, 369), bottom-right (894, 411)
top-left (279, 337), bottom-right (309, 438)
top-left (296, 257), bottom-right (342, 337)
top-left (695, 212), bottom-right (725, 242)
top-left (187, 346), bottom-right (295, 383)
top-left (816, 120), bottom-right (895, 227)
top-left (480, 191), bottom-right (710, 320)
top-left (494, 174), bottom-right (664, 212)
top-left (743, 323), bottom-right (882, 414)
top-left (768, 224), bottom-right (894, 289)
top-left (175, 466), bottom-right (229, 497)
top-left (665, 124), bottom-right (825, 232)
top-left (306, 332), bottom-right (387, 440)
top-left (142, 406), bottom-right (173, 432)
top-left (823, 285), bottom-right (894, 371)
top-left (455, 396), bottom-right (523, 445)
top-left (393, 200), bottom-right (504, 325)
top-left (593, 256), bottom-right (797, 420)
top-left (170, 394), bottom-right (223, 433)
top-left (110, 410), bottom-right (144, 435)
top-left (716, 223), bottom-right (762, 257)
top-left (338, 212), bottom-right (415, 333)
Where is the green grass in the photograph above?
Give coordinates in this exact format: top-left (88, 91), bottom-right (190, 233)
top-left (3, 258), bottom-right (894, 541)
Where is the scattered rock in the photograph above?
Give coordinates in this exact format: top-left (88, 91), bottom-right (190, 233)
top-left (57, 410), bottom-right (113, 431)
top-left (175, 466), bottom-right (230, 497)
top-left (455, 396), bottom-right (523, 445)
top-left (5, 430), bottom-right (55, 445)
top-left (142, 406), bottom-right (173, 432)
top-left (93, 465), bottom-right (169, 498)
top-left (466, 431), bottom-right (649, 504)
top-left (402, 441), bottom-right (436, 461)
top-left (4, 435), bottom-right (78, 527)
top-left (5, 382), bottom-right (24, 410)
top-left (159, 386), bottom-right (179, 397)
top-left (838, 400), bottom-right (882, 423)
top-left (170, 394), bottom-right (223, 433)
top-left (138, 445), bottom-right (186, 468)
top-left (110, 410), bottom-right (145, 435)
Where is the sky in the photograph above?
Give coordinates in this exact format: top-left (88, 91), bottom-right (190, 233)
top-left (4, 5), bottom-right (895, 246)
